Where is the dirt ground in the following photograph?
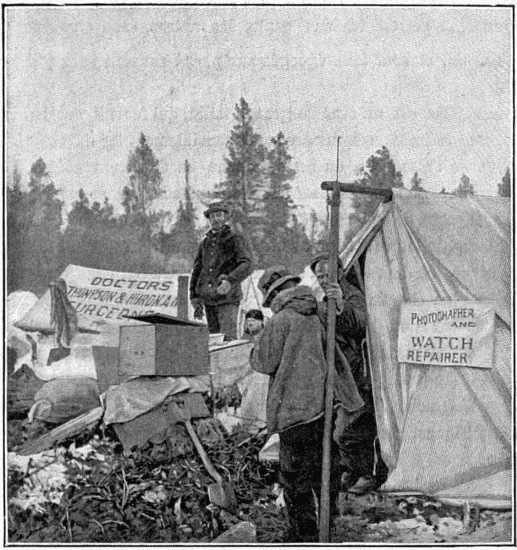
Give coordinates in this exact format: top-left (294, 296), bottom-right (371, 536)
top-left (7, 415), bottom-right (514, 545)
top-left (332, 492), bottom-right (513, 544)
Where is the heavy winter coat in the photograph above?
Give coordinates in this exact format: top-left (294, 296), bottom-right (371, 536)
top-left (250, 285), bottom-right (327, 434)
top-left (317, 274), bottom-right (371, 406)
top-left (189, 225), bottom-right (253, 307)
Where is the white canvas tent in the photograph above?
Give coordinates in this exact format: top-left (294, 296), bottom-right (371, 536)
top-left (340, 188), bottom-right (511, 509)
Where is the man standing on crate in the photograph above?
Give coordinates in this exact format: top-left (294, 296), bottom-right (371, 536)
top-left (190, 202), bottom-right (253, 341)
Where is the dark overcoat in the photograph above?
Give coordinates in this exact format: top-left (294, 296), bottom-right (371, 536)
top-left (189, 225), bottom-right (253, 307)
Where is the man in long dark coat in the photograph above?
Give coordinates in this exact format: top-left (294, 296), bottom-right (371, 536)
top-left (190, 203), bottom-right (253, 340)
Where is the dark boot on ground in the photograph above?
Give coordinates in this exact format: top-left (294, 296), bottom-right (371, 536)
top-left (283, 490), bottom-right (319, 542)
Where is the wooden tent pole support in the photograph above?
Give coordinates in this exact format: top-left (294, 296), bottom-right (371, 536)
top-left (319, 155), bottom-right (394, 541)
top-left (321, 181), bottom-right (393, 201)
top-left (319, 176), bottom-right (341, 542)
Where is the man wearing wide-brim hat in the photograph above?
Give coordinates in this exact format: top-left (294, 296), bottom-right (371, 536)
top-left (250, 265), bottom-right (341, 542)
top-left (189, 202), bottom-right (253, 340)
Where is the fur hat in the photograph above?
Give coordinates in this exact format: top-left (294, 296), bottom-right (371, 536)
top-left (309, 252), bottom-right (344, 273)
top-left (245, 309), bottom-right (264, 322)
top-left (258, 266), bottom-right (301, 308)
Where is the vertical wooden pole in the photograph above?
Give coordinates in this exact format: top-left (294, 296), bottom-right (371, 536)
top-left (177, 276), bottom-right (189, 320)
top-left (319, 141), bottom-right (341, 542)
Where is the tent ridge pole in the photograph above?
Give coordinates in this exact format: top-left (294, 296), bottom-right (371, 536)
top-left (321, 181), bottom-right (393, 201)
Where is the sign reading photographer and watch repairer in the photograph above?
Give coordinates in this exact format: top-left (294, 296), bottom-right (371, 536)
top-left (398, 301), bottom-right (496, 369)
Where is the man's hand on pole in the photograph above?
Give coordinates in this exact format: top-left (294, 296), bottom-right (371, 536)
top-left (325, 283), bottom-right (344, 313)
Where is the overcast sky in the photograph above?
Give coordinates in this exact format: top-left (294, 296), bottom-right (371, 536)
top-left (5, 6), bottom-right (513, 227)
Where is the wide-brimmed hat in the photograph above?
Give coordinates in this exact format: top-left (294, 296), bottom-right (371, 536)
top-left (258, 266), bottom-right (301, 308)
top-left (309, 252), bottom-right (344, 273)
top-left (204, 202), bottom-right (230, 219)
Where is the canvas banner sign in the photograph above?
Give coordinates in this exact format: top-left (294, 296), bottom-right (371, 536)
top-left (15, 264), bottom-right (190, 333)
top-left (398, 301), bottom-right (495, 369)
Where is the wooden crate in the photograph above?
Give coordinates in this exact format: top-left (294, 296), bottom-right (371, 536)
top-left (92, 346), bottom-right (129, 393)
top-left (119, 324), bottom-right (209, 377)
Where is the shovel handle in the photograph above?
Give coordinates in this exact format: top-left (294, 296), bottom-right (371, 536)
top-left (184, 419), bottom-right (224, 484)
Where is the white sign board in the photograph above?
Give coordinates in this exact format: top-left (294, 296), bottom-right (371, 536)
top-left (15, 265), bottom-right (191, 333)
top-left (398, 301), bottom-right (495, 369)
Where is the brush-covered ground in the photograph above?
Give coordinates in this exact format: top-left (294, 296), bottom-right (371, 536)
top-left (7, 416), bottom-right (513, 545)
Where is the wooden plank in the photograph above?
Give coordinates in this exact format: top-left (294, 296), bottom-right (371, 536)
top-left (177, 275), bottom-right (189, 320)
top-left (18, 406), bottom-right (103, 456)
top-left (92, 346), bottom-right (127, 393)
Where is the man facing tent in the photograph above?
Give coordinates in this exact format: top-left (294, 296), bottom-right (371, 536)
top-left (250, 265), bottom-right (341, 542)
top-left (310, 252), bottom-right (387, 493)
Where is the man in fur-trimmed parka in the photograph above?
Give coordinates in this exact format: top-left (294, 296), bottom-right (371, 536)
top-left (250, 266), bottom-right (340, 543)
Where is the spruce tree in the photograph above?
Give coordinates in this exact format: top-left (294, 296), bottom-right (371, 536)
top-left (64, 187), bottom-right (168, 273)
top-left (8, 159), bottom-right (63, 294)
top-left (28, 157), bottom-right (51, 190)
top-left (11, 166), bottom-right (22, 192)
top-left (284, 214), bottom-right (313, 274)
top-left (454, 173), bottom-right (475, 197)
top-left (344, 146), bottom-right (404, 245)
top-left (309, 210), bottom-right (319, 253)
top-left (498, 167), bottom-right (511, 197)
top-left (124, 133), bottom-right (164, 215)
top-left (410, 172), bottom-right (425, 192)
top-left (64, 190), bottom-right (115, 270)
top-left (214, 98), bottom-right (266, 238)
top-left (170, 160), bottom-right (199, 263)
top-left (315, 215), bottom-right (330, 255)
top-left (260, 131), bottom-right (296, 266)
top-left (7, 170), bottom-right (24, 293)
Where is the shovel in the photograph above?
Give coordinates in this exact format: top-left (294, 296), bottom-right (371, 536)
top-left (173, 398), bottom-right (238, 513)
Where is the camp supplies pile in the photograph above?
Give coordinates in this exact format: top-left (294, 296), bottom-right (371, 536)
top-left (29, 378), bottom-right (101, 424)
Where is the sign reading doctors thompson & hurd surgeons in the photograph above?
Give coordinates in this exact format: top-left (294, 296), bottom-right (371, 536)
top-left (398, 301), bottom-right (496, 369)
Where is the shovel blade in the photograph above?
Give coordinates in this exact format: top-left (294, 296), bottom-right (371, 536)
top-left (208, 481), bottom-right (238, 513)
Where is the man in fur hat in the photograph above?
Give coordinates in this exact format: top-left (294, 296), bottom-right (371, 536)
top-left (190, 202), bottom-right (253, 340)
top-left (250, 266), bottom-right (340, 542)
top-left (243, 309), bottom-right (265, 341)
